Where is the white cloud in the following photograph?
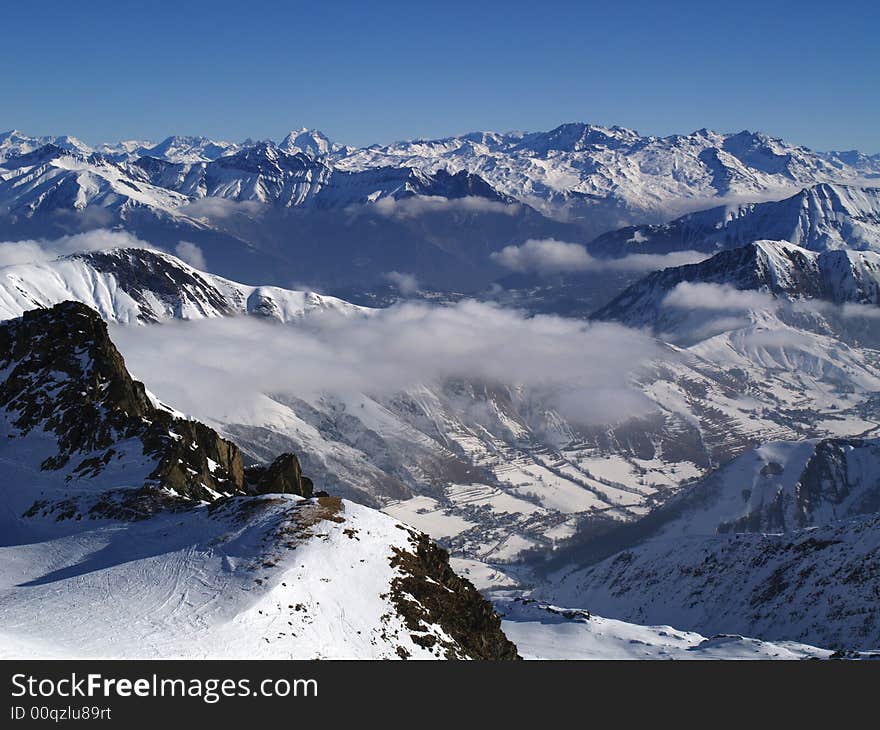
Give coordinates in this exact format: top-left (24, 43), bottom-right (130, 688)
top-left (601, 250), bottom-right (710, 272)
top-left (0, 230), bottom-right (157, 267)
top-left (110, 300), bottom-right (662, 427)
top-left (663, 282), bottom-right (776, 312)
top-left (491, 239), bottom-right (592, 275)
top-left (384, 271), bottom-right (419, 295)
top-left (174, 241), bottom-right (207, 270)
top-left (178, 198), bottom-right (266, 220)
top-left (663, 282), bottom-right (880, 322)
top-left (370, 195), bottom-right (518, 219)
top-left (840, 302), bottom-right (880, 320)
top-left (491, 239), bottom-right (708, 276)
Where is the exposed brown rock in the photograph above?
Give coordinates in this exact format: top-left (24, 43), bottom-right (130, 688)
top-left (0, 301), bottom-right (313, 503)
top-left (244, 452), bottom-right (313, 497)
top-left (389, 529), bottom-right (520, 660)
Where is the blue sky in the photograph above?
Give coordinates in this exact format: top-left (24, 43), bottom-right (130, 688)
top-left (2, 0), bottom-right (877, 152)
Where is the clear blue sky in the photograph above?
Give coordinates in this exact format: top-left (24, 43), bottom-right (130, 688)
top-left (2, 0), bottom-right (877, 152)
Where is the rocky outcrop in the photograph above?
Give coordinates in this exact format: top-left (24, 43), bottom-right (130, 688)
top-left (0, 301), bottom-right (313, 502)
top-left (389, 529), bottom-right (520, 660)
top-left (245, 453), bottom-right (314, 498)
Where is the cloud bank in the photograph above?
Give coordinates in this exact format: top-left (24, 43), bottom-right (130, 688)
top-left (371, 196), bottom-right (518, 220)
top-left (177, 198), bottom-right (266, 220)
top-left (662, 282), bottom-right (774, 312)
top-left (0, 230), bottom-right (157, 267)
top-left (111, 300), bottom-right (662, 427)
top-left (384, 271), bottom-right (419, 295)
top-left (491, 239), bottom-right (708, 275)
top-left (175, 241), bottom-right (207, 270)
top-left (663, 282), bottom-right (880, 321)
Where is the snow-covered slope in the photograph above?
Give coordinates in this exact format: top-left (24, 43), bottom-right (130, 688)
top-left (497, 597), bottom-right (841, 660)
top-left (0, 302), bottom-right (518, 660)
top-left (0, 490), bottom-right (517, 659)
top-left (546, 436), bottom-right (880, 564)
top-left (589, 183), bottom-right (880, 257)
top-left (532, 434), bottom-right (880, 651)
top-left (0, 145), bottom-right (192, 219)
top-left (0, 248), bottom-right (363, 323)
top-left (546, 511), bottom-right (880, 652)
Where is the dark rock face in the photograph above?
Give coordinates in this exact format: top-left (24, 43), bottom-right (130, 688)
top-left (389, 529), bottom-right (520, 660)
top-left (795, 438), bottom-right (880, 525)
top-left (0, 301), bottom-right (312, 502)
top-left (72, 249), bottom-right (233, 321)
top-left (0, 300), bottom-right (154, 467)
top-left (245, 453), bottom-right (314, 497)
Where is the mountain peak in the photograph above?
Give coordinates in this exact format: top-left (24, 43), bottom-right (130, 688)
top-left (278, 128), bottom-right (335, 157)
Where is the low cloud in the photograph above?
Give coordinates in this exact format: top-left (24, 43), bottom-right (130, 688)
top-left (111, 300), bottom-right (662, 427)
top-left (492, 239), bottom-right (591, 275)
top-left (370, 195), bottom-right (518, 219)
top-left (602, 250), bottom-right (710, 272)
top-left (660, 281), bottom-right (880, 344)
top-left (0, 230), bottom-right (156, 267)
top-left (839, 302), bottom-right (880, 320)
top-left (738, 328), bottom-right (817, 349)
top-left (664, 282), bottom-right (880, 321)
top-left (663, 282), bottom-right (774, 312)
top-left (385, 271), bottom-right (419, 295)
top-left (175, 241), bottom-right (207, 270)
top-left (491, 239), bottom-right (708, 276)
top-left (177, 198), bottom-right (266, 220)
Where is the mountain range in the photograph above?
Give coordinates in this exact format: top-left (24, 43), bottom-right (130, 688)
top-left (5, 124), bottom-right (877, 226)
top-left (2, 119), bottom-right (880, 659)
top-left (2, 124), bottom-right (878, 292)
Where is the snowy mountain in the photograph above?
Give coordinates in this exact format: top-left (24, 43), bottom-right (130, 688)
top-left (0, 140), bottom-right (513, 219)
top-left (0, 129), bottom-right (92, 161)
top-left (541, 436), bottom-right (880, 651)
top-left (135, 135), bottom-right (243, 163)
top-left (594, 238), bottom-right (880, 337)
top-left (589, 183), bottom-right (880, 258)
top-left (279, 128), bottom-right (352, 158)
top-left (0, 145), bottom-right (192, 219)
top-left (548, 436), bottom-right (880, 563)
top-left (546, 511), bottom-right (880, 651)
top-left (5, 124), bottom-right (878, 237)
top-left (134, 141), bottom-right (516, 208)
top-left (3, 124), bottom-right (878, 295)
top-left (0, 301), bottom-right (518, 659)
top-left (0, 247), bottom-right (363, 323)
top-left (334, 125), bottom-right (879, 231)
